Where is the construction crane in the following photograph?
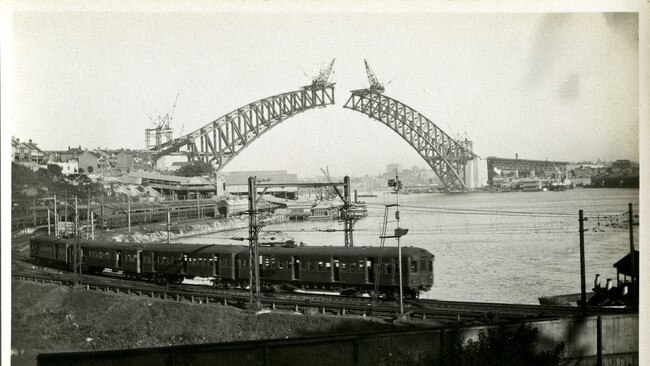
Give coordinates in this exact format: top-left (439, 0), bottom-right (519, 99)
top-left (309, 59), bottom-right (336, 87)
top-left (145, 94), bottom-right (178, 151)
top-left (364, 59), bottom-right (385, 93)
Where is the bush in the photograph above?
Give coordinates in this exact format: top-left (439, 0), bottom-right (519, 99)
top-left (436, 324), bottom-right (566, 366)
top-left (176, 161), bottom-right (215, 177)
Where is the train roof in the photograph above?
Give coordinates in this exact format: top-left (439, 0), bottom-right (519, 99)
top-left (142, 243), bottom-right (247, 254)
top-left (259, 245), bottom-right (434, 258)
top-left (30, 236), bottom-right (434, 259)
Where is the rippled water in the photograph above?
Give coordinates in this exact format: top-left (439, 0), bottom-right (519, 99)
top-left (176, 188), bottom-right (640, 304)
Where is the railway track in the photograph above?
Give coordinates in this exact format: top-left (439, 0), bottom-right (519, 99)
top-left (12, 265), bottom-right (633, 325)
top-left (12, 235), bottom-right (632, 323)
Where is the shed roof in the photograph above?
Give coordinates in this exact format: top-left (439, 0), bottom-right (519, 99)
top-left (127, 172), bottom-right (212, 185)
top-left (613, 250), bottom-right (639, 277)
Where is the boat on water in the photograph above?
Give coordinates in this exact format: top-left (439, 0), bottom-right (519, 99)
top-left (548, 179), bottom-right (572, 191)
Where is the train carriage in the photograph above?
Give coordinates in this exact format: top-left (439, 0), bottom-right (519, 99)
top-left (140, 243), bottom-right (244, 284)
top-left (80, 240), bottom-right (143, 276)
top-left (29, 235), bottom-right (71, 269)
top-left (248, 246), bottom-right (435, 296)
top-left (29, 236), bottom-right (434, 298)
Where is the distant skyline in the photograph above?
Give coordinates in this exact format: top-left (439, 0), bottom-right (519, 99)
top-left (7, 8), bottom-right (640, 177)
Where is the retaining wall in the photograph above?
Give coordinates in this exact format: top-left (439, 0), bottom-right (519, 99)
top-left (38, 313), bottom-right (638, 366)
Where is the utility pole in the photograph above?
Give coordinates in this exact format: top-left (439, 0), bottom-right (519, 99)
top-left (395, 173), bottom-right (404, 315)
top-left (54, 194), bottom-right (58, 237)
top-left (87, 188), bottom-right (91, 239)
top-left (379, 172), bottom-right (408, 319)
top-left (247, 176), bottom-right (261, 307)
top-left (579, 209), bottom-right (587, 316)
top-left (127, 198), bottom-right (131, 233)
top-left (628, 203), bottom-right (636, 309)
top-left (32, 199), bottom-right (37, 227)
top-left (167, 210), bottom-right (171, 244)
top-left (343, 175), bottom-right (354, 247)
top-left (64, 190), bottom-right (68, 236)
top-left (73, 196), bottom-right (82, 285)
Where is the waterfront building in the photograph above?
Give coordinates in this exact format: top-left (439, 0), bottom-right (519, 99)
top-left (123, 171), bottom-right (224, 199)
top-left (222, 170), bottom-right (299, 199)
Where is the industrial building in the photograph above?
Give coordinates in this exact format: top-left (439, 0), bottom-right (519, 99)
top-left (221, 170), bottom-right (299, 199)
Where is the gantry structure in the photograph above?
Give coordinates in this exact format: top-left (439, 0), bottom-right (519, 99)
top-left (151, 59), bottom-right (475, 191)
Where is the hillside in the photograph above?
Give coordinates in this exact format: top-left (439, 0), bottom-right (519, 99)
top-left (12, 281), bottom-right (403, 366)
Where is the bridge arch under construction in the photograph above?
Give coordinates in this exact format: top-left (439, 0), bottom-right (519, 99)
top-left (151, 60), bottom-right (484, 191)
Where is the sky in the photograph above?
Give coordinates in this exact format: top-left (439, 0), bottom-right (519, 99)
top-left (7, 6), bottom-right (641, 177)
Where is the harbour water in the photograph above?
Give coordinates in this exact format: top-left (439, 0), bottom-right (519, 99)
top-left (177, 188), bottom-right (640, 304)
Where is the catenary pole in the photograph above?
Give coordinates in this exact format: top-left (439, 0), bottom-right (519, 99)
top-left (579, 209), bottom-right (587, 316)
top-left (628, 203), bottom-right (636, 309)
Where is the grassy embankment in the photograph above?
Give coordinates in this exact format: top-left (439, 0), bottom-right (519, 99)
top-left (11, 281), bottom-right (407, 366)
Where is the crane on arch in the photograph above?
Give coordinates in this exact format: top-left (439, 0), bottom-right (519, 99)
top-left (364, 59), bottom-right (385, 93)
top-left (309, 58), bottom-right (336, 88)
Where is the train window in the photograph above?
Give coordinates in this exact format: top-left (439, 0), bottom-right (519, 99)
top-left (341, 262), bottom-right (347, 271)
top-left (429, 260), bottom-right (433, 271)
top-left (287, 261), bottom-right (292, 269)
top-left (270, 257), bottom-right (276, 269)
top-left (317, 261), bottom-right (324, 271)
top-left (420, 259), bottom-right (427, 271)
top-left (358, 260), bottom-right (365, 271)
top-left (410, 260), bottom-right (418, 273)
top-left (144, 256), bottom-right (150, 264)
top-left (306, 261), bottom-right (312, 271)
top-left (278, 261), bottom-right (284, 270)
top-left (105, 252), bottom-right (110, 258)
top-left (325, 262), bottom-right (331, 269)
top-left (350, 262), bottom-right (357, 271)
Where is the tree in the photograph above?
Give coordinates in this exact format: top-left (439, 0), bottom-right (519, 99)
top-left (436, 324), bottom-right (566, 366)
top-left (176, 161), bottom-right (215, 177)
top-left (46, 164), bottom-right (63, 177)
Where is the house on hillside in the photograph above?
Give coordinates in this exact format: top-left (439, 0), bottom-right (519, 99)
top-left (12, 137), bottom-right (45, 164)
top-left (115, 150), bottom-right (134, 171)
top-left (78, 150), bottom-right (107, 174)
top-left (48, 161), bottom-right (79, 175)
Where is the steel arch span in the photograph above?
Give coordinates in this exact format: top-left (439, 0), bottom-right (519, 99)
top-left (153, 85), bottom-right (335, 169)
top-left (343, 89), bottom-right (474, 191)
